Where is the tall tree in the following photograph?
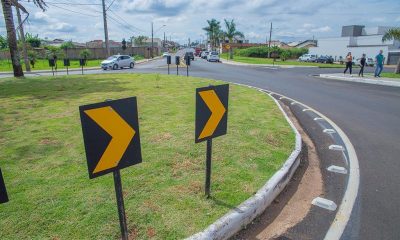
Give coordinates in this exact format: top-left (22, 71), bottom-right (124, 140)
top-left (223, 19), bottom-right (244, 59)
top-left (382, 28), bottom-right (400, 74)
top-left (1, 0), bottom-right (47, 77)
top-left (60, 40), bottom-right (74, 59)
top-left (133, 35), bottom-right (148, 47)
top-left (203, 19), bottom-right (221, 50)
top-left (15, 3), bottom-right (30, 72)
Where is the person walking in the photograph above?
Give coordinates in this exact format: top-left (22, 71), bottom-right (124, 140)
top-left (344, 52), bottom-right (353, 76)
top-left (374, 50), bottom-right (384, 77)
top-left (358, 53), bottom-right (366, 77)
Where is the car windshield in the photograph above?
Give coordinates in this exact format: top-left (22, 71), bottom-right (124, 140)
top-left (106, 56), bottom-right (118, 60)
top-left (211, 52), bottom-right (218, 55)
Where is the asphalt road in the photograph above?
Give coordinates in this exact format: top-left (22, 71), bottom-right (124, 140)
top-left (136, 57), bottom-right (400, 240)
top-left (3, 57), bottom-right (400, 239)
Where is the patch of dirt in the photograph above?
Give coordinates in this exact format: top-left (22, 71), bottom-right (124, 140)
top-left (128, 226), bottom-right (139, 240)
top-left (150, 132), bottom-right (172, 143)
top-left (39, 138), bottom-right (59, 145)
top-left (147, 227), bottom-right (156, 238)
top-left (232, 103), bottom-right (324, 240)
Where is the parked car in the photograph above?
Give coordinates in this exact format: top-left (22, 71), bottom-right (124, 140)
top-left (298, 54), bottom-right (317, 62)
top-left (201, 51), bottom-right (209, 59)
top-left (207, 51), bottom-right (220, 62)
top-left (162, 52), bottom-right (170, 57)
top-left (315, 55), bottom-right (334, 64)
top-left (354, 57), bottom-right (374, 67)
top-left (185, 52), bottom-right (194, 61)
top-left (101, 55), bottom-right (134, 70)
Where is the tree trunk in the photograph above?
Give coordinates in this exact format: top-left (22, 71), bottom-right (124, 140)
top-left (229, 48), bottom-right (233, 59)
top-left (395, 58), bottom-right (400, 74)
top-left (15, 4), bottom-right (30, 72)
top-left (1, 0), bottom-right (24, 77)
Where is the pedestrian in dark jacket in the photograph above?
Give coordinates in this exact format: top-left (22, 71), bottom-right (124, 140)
top-left (358, 54), bottom-right (366, 77)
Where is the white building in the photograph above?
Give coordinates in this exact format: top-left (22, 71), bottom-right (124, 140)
top-left (309, 25), bottom-right (400, 64)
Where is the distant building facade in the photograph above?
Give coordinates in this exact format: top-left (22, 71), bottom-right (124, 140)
top-left (309, 25), bottom-right (400, 64)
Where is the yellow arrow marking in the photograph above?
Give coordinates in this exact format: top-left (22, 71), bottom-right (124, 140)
top-left (84, 106), bottom-right (135, 174)
top-left (198, 90), bottom-right (226, 139)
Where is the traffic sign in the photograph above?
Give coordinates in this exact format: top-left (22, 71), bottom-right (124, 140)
top-left (0, 168), bottom-right (9, 204)
top-left (79, 97), bottom-right (142, 179)
top-left (195, 84), bottom-right (229, 143)
top-left (226, 44), bottom-right (231, 50)
top-left (195, 84), bottom-right (229, 198)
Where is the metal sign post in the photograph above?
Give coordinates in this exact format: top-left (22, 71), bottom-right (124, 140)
top-left (186, 56), bottom-right (191, 77)
top-left (167, 55), bottom-right (171, 75)
top-left (0, 168), bottom-right (9, 204)
top-left (64, 59), bottom-right (70, 75)
top-left (49, 59), bottom-right (55, 76)
top-left (79, 59), bottom-right (85, 75)
top-left (79, 97), bottom-right (142, 240)
top-left (175, 56), bottom-right (180, 75)
top-left (195, 84), bottom-right (229, 197)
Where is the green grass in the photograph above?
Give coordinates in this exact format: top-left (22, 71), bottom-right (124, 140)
top-left (221, 53), bottom-right (345, 68)
top-left (0, 55), bottom-right (145, 72)
top-left (0, 74), bottom-right (294, 239)
top-left (377, 72), bottom-right (400, 79)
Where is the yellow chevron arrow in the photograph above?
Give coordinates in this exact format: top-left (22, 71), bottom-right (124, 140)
top-left (84, 106), bottom-right (135, 174)
top-left (198, 90), bottom-right (226, 139)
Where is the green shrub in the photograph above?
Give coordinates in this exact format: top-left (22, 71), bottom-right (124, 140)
top-left (235, 46), bottom-right (308, 59)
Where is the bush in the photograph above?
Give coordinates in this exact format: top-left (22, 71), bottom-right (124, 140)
top-left (235, 46), bottom-right (308, 59)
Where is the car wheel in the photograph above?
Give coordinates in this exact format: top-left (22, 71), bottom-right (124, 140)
top-left (113, 64), bottom-right (118, 70)
top-left (103, 68), bottom-right (107, 70)
top-left (130, 62), bottom-right (134, 68)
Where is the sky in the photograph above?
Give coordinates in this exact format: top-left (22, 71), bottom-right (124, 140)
top-left (1, 0), bottom-right (400, 44)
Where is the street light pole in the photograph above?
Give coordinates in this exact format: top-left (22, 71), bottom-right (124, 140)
top-left (102, 0), bottom-right (110, 56)
top-left (151, 22), bottom-right (154, 58)
top-left (267, 22), bottom-right (272, 58)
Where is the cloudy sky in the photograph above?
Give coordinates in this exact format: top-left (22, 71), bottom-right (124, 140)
top-left (1, 0), bottom-right (399, 44)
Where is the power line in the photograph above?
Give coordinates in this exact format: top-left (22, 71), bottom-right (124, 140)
top-left (106, 0), bottom-right (116, 11)
top-left (46, 3), bottom-right (100, 17)
top-left (108, 9), bottom-right (145, 32)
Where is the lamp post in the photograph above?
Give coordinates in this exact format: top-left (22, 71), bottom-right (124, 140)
top-left (151, 23), bottom-right (166, 58)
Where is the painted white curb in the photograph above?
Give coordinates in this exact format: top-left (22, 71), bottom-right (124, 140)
top-left (319, 74), bottom-right (400, 87)
top-left (220, 59), bottom-right (317, 68)
top-left (186, 84), bottom-right (302, 240)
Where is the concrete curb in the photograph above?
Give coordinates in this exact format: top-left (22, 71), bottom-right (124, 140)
top-left (220, 59), bottom-right (317, 68)
top-left (318, 74), bottom-right (400, 87)
top-left (186, 84), bottom-right (302, 240)
top-left (0, 57), bottom-right (161, 75)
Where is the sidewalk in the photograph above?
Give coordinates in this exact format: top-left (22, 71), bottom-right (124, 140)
top-left (0, 57), bottom-right (161, 75)
top-left (318, 73), bottom-right (400, 87)
top-left (220, 58), bottom-right (318, 68)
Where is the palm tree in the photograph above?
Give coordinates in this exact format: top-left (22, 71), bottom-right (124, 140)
top-left (223, 19), bottom-right (244, 59)
top-left (1, 0), bottom-right (47, 77)
top-left (382, 28), bottom-right (400, 74)
top-left (203, 19), bottom-right (221, 50)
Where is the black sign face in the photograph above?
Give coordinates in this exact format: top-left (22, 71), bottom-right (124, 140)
top-left (79, 59), bottom-right (86, 66)
top-left (195, 84), bottom-right (229, 143)
top-left (175, 56), bottom-right (180, 65)
top-left (48, 59), bottom-right (55, 67)
top-left (64, 59), bottom-right (70, 66)
top-left (0, 168), bottom-right (9, 204)
top-left (186, 57), bottom-right (191, 66)
top-left (167, 55), bottom-right (171, 65)
top-left (79, 97), bottom-right (142, 179)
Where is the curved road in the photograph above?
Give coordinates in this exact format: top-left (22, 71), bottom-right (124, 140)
top-left (135, 57), bottom-right (400, 240)
top-left (4, 57), bottom-right (399, 239)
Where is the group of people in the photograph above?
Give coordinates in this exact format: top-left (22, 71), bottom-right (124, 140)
top-left (343, 50), bottom-right (385, 78)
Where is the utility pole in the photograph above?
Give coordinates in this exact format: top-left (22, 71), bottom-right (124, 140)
top-left (267, 22), bottom-right (272, 58)
top-left (15, 4), bottom-right (30, 72)
top-left (188, 38), bottom-right (190, 47)
top-left (163, 32), bottom-right (165, 48)
top-left (151, 22), bottom-right (154, 58)
top-left (102, 0), bottom-right (110, 56)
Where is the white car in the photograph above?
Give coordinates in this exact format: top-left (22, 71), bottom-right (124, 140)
top-left (354, 57), bottom-right (375, 67)
top-left (207, 51), bottom-right (220, 62)
top-left (298, 54), bottom-right (317, 62)
top-left (101, 55), bottom-right (135, 70)
top-left (162, 52), bottom-right (170, 57)
top-left (201, 51), bottom-right (209, 59)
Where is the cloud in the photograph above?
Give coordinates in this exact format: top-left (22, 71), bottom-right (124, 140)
top-left (31, 11), bottom-right (50, 23)
top-left (371, 17), bottom-right (386, 23)
top-left (311, 26), bottom-right (331, 33)
top-left (49, 23), bottom-right (77, 32)
top-left (122, 0), bottom-right (188, 16)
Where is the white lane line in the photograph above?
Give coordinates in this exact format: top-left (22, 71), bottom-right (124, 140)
top-left (279, 96), bottom-right (285, 100)
top-left (231, 84), bottom-right (360, 240)
top-left (312, 197), bottom-right (338, 211)
top-left (327, 165), bottom-right (348, 174)
top-left (291, 102), bottom-right (297, 105)
top-left (323, 129), bottom-right (336, 134)
top-left (329, 145), bottom-right (345, 151)
top-left (302, 109), bottom-right (312, 112)
top-left (314, 117), bottom-right (324, 121)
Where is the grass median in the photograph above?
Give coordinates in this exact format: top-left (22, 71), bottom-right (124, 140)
top-left (0, 73), bottom-right (294, 239)
top-left (221, 53), bottom-right (345, 68)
